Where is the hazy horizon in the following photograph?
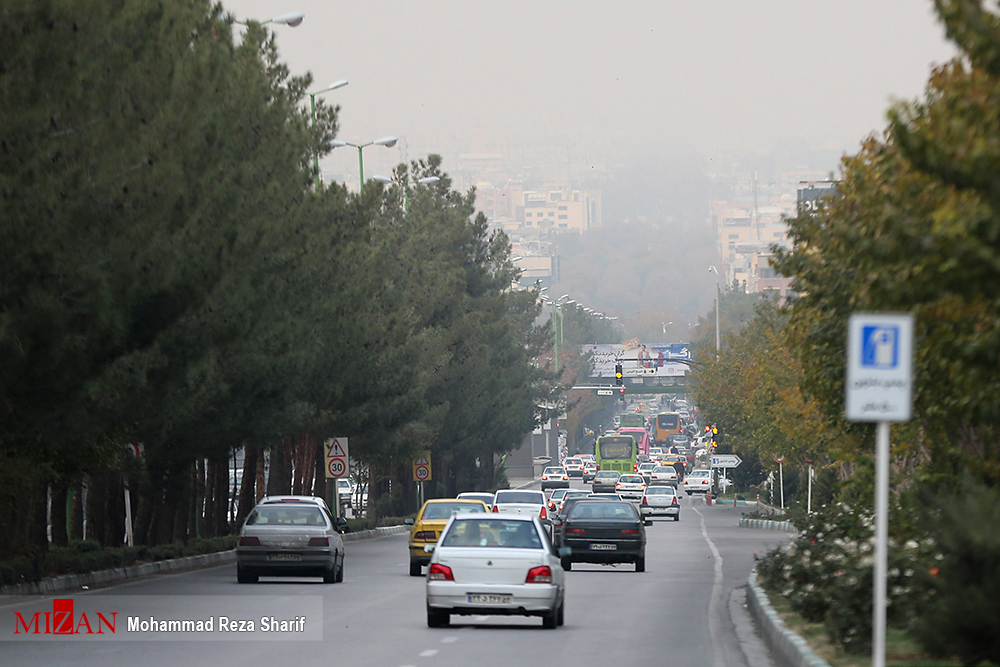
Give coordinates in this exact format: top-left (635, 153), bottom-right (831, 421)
top-left (229, 0), bottom-right (956, 187)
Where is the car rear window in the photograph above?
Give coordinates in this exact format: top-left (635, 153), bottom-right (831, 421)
top-left (568, 502), bottom-right (639, 520)
top-left (645, 486), bottom-right (676, 495)
top-left (543, 467), bottom-right (566, 475)
top-left (595, 471), bottom-right (620, 479)
top-left (494, 491), bottom-right (545, 504)
top-left (246, 506), bottom-right (327, 526)
top-left (421, 502), bottom-right (487, 519)
top-left (620, 475), bottom-right (643, 483)
top-left (440, 519), bottom-right (543, 549)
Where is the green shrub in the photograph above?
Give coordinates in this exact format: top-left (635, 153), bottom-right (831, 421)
top-left (910, 483), bottom-right (1000, 666)
top-left (757, 501), bottom-right (939, 655)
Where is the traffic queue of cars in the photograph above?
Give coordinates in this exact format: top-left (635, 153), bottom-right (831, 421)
top-left (233, 456), bottom-right (706, 630)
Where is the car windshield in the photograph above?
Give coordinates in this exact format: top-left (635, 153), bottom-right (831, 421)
top-left (440, 519), bottom-right (543, 549)
top-left (653, 467), bottom-right (674, 472)
top-left (568, 502), bottom-right (639, 520)
top-left (420, 502), bottom-right (487, 520)
top-left (246, 506), bottom-right (327, 526)
top-left (494, 491), bottom-right (544, 504)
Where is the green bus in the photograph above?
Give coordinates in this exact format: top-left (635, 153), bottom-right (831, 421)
top-left (618, 412), bottom-right (645, 428)
top-left (595, 435), bottom-right (638, 474)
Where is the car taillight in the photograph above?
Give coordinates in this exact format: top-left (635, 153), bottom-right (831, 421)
top-left (620, 528), bottom-right (641, 536)
top-left (428, 563), bottom-right (454, 581)
top-left (672, 497), bottom-right (679, 505)
top-left (493, 505), bottom-right (499, 513)
top-left (615, 483), bottom-right (622, 489)
top-left (526, 566), bottom-right (552, 584)
top-left (542, 475), bottom-right (548, 480)
top-left (563, 476), bottom-right (569, 481)
top-left (640, 484), bottom-right (646, 489)
top-left (548, 501), bottom-right (556, 511)
top-left (308, 537), bottom-right (329, 547)
top-left (540, 506), bottom-right (547, 519)
top-left (239, 536), bottom-right (260, 546)
top-left (566, 527), bottom-right (586, 535)
top-left (414, 531), bottom-right (436, 541)
top-left (641, 496), bottom-right (648, 505)
top-left (702, 479), bottom-right (708, 484)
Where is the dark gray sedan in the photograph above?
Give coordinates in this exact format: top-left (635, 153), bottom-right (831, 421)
top-left (559, 499), bottom-right (646, 572)
top-left (236, 502), bottom-right (346, 584)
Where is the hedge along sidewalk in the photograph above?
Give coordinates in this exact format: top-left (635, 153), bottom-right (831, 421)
top-left (746, 568), bottom-right (832, 667)
top-left (0, 524), bottom-right (411, 598)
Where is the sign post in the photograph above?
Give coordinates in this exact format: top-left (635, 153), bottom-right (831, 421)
top-left (324, 438), bottom-right (349, 520)
top-left (413, 453), bottom-right (432, 506)
top-left (846, 313), bottom-right (914, 667)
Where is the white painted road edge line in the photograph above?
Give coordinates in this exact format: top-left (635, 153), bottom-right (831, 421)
top-left (693, 504), bottom-right (726, 667)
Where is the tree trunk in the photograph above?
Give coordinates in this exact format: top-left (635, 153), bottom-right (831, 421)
top-left (237, 446), bottom-right (259, 526)
top-left (87, 473), bottom-right (107, 544)
top-left (50, 482), bottom-right (69, 547)
top-left (214, 458), bottom-right (230, 535)
top-left (70, 483), bottom-right (84, 540)
top-left (255, 453), bottom-right (266, 504)
top-left (105, 475), bottom-right (125, 546)
top-left (204, 459), bottom-right (217, 537)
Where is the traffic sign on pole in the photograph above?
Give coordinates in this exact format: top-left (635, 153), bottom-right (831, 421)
top-left (324, 438), bottom-right (349, 479)
top-left (710, 454), bottom-right (742, 469)
top-left (412, 452), bottom-right (432, 482)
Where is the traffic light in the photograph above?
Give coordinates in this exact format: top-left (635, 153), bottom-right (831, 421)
top-left (615, 364), bottom-right (623, 386)
top-left (710, 426), bottom-right (719, 447)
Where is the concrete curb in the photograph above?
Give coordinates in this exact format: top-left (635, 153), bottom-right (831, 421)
top-left (1, 525), bottom-right (410, 597)
top-left (739, 517), bottom-right (798, 532)
top-left (746, 569), bottom-right (831, 667)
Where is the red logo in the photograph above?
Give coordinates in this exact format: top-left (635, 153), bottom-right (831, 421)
top-left (13, 598), bottom-right (117, 635)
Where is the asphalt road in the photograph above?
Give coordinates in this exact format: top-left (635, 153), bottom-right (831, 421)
top-left (1, 480), bottom-right (790, 667)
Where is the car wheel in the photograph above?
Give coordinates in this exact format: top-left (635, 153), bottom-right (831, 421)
top-left (686, 491), bottom-right (692, 496)
top-left (557, 600), bottom-right (565, 626)
top-left (236, 565), bottom-right (258, 584)
top-left (561, 557), bottom-right (572, 571)
top-left (427, 609), bottom-right (450, 628)
top-left (542, 606), bottom-right (558, 629)
top-left (674, 514), bottom-right (680, 522)
top-left (334, 555), bottom-right (345, 583)
top-left (409, 561), bottom-right (423, 577)
top-left (635, 557), bottom-right (646, 572)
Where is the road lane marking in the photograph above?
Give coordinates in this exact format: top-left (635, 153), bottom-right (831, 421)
top-left (419, 650), bottom-right (439, 657)
top-left (693, 505), bottom-right (725, 667)
top-left (441, 636), bottom-right (458, 643)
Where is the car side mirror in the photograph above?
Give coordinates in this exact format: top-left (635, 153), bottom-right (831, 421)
top-left (404, 518), bottom-right (415, 525)
top-left (558, 547), bottom-right (572, 558)
top-left (643, 519), bottom-right (652, 526)
top-left (423, 544), bottom-right (436, 554)
top-left (336, 517), bottom-right (350, 533)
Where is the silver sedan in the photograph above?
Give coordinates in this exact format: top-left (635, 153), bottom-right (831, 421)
top-left (640, 485), bottom-right (681, 521)
top-left (425, 514), bottom-right (566, 629)
top-left (236, 503), bottom-right (346, 584)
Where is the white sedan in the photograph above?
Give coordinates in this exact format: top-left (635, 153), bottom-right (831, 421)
top-left (614, 474), bottom-right (647, 500)
top-left (425, 514), bottom-right (566, 629)
top-left (683, 468), bottom-right (713, 495)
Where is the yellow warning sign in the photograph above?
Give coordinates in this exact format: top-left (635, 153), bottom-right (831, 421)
top-left (412, 452), bottom-right (432, 482)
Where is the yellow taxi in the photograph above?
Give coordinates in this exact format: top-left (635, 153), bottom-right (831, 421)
top-left (405, 498), bottom-right (489, 576)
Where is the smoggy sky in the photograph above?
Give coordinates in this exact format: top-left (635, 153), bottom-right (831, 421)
top-left (228, 0), bottom-right (956, 185)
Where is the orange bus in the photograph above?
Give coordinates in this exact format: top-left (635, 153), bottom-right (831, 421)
top-left (652, 413), bottom-right (682, 444)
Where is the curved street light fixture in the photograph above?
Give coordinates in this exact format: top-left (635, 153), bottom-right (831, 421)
top-left (308, 80), bottom-right (348, 190)
top-left (330, 137), bottom-right (398, 192)
top-left (233, 11), bottom-right (305, 27)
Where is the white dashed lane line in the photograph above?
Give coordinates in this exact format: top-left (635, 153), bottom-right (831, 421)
top-left (441, 636), bottom-right (458, 643)
top-left (419, 649), bottom-right (439, 657)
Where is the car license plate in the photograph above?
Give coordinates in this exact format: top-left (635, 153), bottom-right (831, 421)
top-left (266, 553), bottom-right (302, 562)
top-left (467, 594), bottom-right (513, 604)
top-left (590, 543), bottom-right (617, 550)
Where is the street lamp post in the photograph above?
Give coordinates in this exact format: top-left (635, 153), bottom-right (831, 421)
top-left (709, 266), bottom-right (721, 359)
top-left (330, 137), bottom-right (398, 192)
top-left (372, 175), bottom-right (440, 213)
top-left (308, 80), bottom-right (348, 190)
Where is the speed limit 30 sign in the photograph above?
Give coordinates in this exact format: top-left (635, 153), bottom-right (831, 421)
top-left (324, 438), bottom-right (349, 479)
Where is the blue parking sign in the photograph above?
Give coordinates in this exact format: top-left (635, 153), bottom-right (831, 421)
top-left (846, 314), bottom-right (913, 422)
top-left (861, 326), bottom-right (899, 369)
